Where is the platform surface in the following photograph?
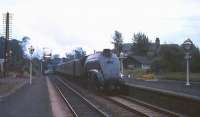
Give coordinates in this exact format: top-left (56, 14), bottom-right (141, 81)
top-left (124, 78), bottom-right (200, 98)
top-left (0, 76), bottom-right (53, 117)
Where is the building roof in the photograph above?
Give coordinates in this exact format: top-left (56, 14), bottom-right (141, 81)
top-left (128, 55), bottom-right (152, 65)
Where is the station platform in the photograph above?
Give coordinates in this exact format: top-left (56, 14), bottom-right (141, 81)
top-left (0, 76), bottom-right (53, 117)
top-left (124, 78), bottom-right (200, 98)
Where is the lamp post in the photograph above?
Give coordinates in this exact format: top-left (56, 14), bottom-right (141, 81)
top-left (119, 52), bottom-right (127, 76)
top-left (41, 59), bottom-right (44, 74)
top-left (182, 39), bottom-right (193, 86)
top-left (28, 45), bottom-right (34, 85)
top-left (0, 59), bottom-right (4, 78)
top-left (43, 47), bottom-right (52, 74)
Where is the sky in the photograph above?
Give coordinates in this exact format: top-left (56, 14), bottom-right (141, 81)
top-left (0, 0), bottom-right (200, 57)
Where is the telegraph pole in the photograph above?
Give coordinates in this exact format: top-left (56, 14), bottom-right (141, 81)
top-left (3, 12), bottom-right (12, 78)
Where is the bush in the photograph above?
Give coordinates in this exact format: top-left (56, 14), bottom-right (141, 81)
top-left (141, 73), bottom-right (156, 80)
top-left (124, 68), bottom-right (156, 80)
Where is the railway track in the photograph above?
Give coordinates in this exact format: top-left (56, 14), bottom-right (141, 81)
top-left (52, 75), bottom-right (141, 116)
top-left (51, 75), bottom-right (181, 117)
top-left (51, 77), bottom-right (108, 117)
top-left (121, 96), bottom-right (182, 116)
top-left (106, 95), bottom-right (181, 117)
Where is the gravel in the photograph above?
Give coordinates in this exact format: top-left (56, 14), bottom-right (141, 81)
top-left (0, 77), bottom-right (28, 97)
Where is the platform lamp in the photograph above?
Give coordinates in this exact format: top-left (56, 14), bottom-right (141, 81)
top-left (43, 47), bottom-right (52, 74)
top-left (119, 52), bottom-right (127, 77)
top-left (182, 38), bottom-right (193, 86)
top-left (28, 45), bottom-right (35, 85)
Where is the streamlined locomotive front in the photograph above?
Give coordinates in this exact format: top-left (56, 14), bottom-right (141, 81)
top-left (85, 49), bottom-right (124, 91)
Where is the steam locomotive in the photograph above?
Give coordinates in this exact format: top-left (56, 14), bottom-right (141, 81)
top-left (55, 49), bottom-right (124, 91)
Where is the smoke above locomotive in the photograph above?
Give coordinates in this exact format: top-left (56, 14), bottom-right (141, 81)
top-left (55, 49), bottom-right (124, 91)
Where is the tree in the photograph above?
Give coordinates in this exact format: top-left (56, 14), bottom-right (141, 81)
top-left (52, 54), bottom-right (60, 59)
top-left (73, 47), bottom-right (86, 59)
top-left (66, 47), bottom-right (86, 60)
top-left (20, 36), bottom-right (30, 57)
top-left (65, 53), bottom-right (75, 60)
top-left (0, 37), bottom-right (28, 73)
top-left (51, 54), bottom-right (61, 65)
top-left (154, 37), bottom-right (160, 56)
top-left (112, 30), bottom-right (123, 56)
top-left (151, 43), bottom-right (200, 73)
top-left (132, 32), bottom-right (150, 56)
top-left (152, 44), bottom-right (185, 72)
top-left (190, 46), bottom-right (200, 72)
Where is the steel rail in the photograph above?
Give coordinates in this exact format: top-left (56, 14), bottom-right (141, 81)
top-left (119, 95), bottom-right (182, 117)
top-left (106, 95), bottom-right (183, 117)
top-left (104, 96), bottom-right (148, 117)
top-left (56, 78), bottom-right (109, 117)
top-left (54, 82), bottom-right (79, 117)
